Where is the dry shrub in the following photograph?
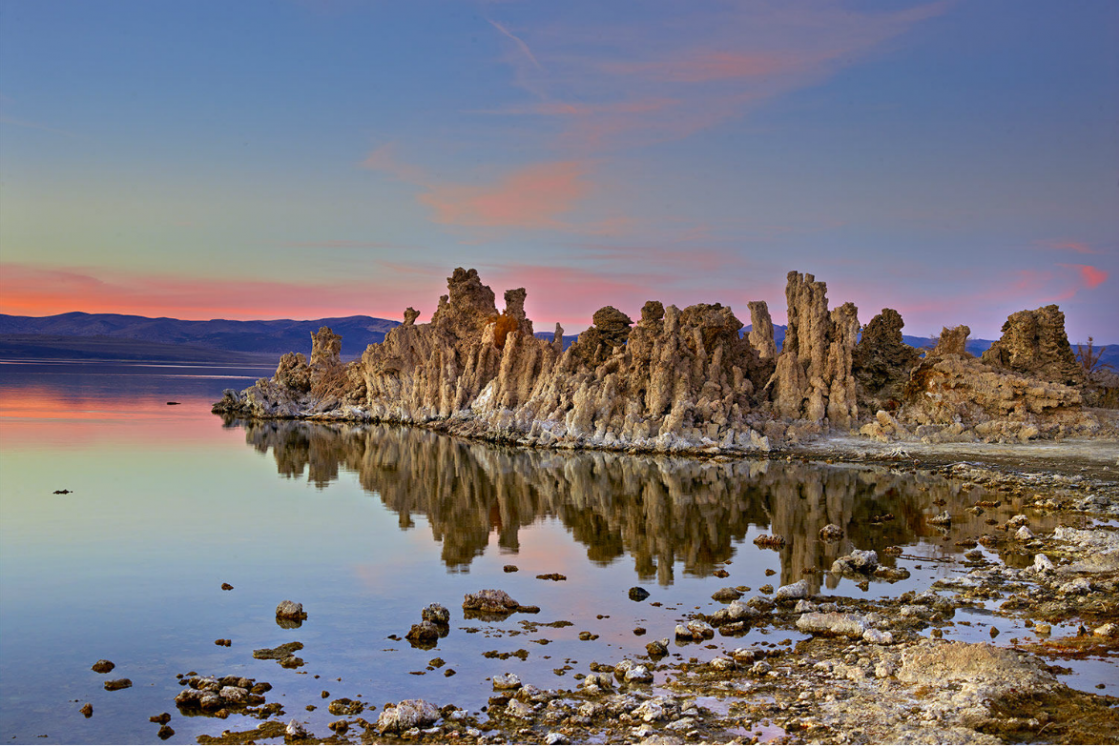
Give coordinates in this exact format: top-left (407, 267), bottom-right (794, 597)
top-left (489, 313), bottom-right (520, 349)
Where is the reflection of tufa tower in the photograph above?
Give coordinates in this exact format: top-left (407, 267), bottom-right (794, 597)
top-left (229, 420), bottom-right (1041, 590)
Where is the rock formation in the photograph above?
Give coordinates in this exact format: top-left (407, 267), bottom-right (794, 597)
top-left (214, 267), bottom-right (1108, 450)
top-left (853, 309), bottom-right (920, 412)
top-left (980, 305), bottom-right (1085, 387)
top-left (767, 272), bottom-right (859, 429)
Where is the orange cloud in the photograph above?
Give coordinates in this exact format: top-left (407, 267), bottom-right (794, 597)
top-left (417, 161), bottom-right (593, 230)
top-left (0, 262), bottom-right (435, 321)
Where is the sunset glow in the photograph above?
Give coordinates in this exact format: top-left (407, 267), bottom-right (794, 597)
top-left (0, 1), bottom-right (1115, 341)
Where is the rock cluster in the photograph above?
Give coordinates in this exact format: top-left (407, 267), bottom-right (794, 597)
top-left (214, 267), bottom-right (1106, 450)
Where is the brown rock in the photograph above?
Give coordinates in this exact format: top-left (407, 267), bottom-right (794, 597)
top-left (932, 325), bottom-right (971, 357)
top-left (769, 272), bottom-right (859, 427)
top-left (853, 308), bottom-right (920, 410)
top-left (981, 305), bottom-right (1085, 386)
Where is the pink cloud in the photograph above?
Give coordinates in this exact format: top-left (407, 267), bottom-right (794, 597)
top-left (603, 51), bottom-right (796, 83)
top-left (1061, 263), bottom-right (1109, 289)
top-left (483, 1), bottom-right (951, 152)
top-left (418, 161), bottom-right (593, 230)
top-left (1043, 240), bottom-right (1100, 255)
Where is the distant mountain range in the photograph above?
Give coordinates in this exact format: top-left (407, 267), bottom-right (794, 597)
top-left (0, 312), bottom-right (398, 360)
top-left (2, 312), bottom-right (1115, 371)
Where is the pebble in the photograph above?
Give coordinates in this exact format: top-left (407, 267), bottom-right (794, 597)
top-left (79, 703), bottom-right (92, 718)
top-left (103, 678), bottom-right (132, 691)
top-left (91, 660), bottom-right (115, 674)
top-left (628, 587), bottom-right (650, 601)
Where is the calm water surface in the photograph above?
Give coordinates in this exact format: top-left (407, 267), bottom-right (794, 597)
top-left (0, 360), bottom-right (1113, 744)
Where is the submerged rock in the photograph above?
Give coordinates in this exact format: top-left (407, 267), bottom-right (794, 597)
top-left (91, 660), bottom-right (115, 674)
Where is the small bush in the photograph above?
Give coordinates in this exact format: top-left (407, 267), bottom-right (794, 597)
top-left (489, 313), bottom-right (520, 349)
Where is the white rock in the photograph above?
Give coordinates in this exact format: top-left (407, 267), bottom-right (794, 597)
top-left (1015, 526), bottom-right (1034, 540)
top-left (286, 720), bottom-right (308, 738)
top-left (493, 673), bottom-right (522, 690)
top-left (624, 665), bottom-right (653, 683)
top-left (862, 628), bottom-right (893, 645)
top-left (774, 579), bottom-right (809, 601)
top-left (1032, 553), bottom-right (1055, 574)
top-left (505, 699), bottom-right (534, 719)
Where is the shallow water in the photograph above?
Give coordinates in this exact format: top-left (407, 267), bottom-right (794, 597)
top-left (0, 360), bottom-right (1113, 744)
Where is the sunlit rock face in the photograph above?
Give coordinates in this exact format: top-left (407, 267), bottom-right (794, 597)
top-left (227, 420), bottom-right (1067, 590)
top-left (767, 271), bottom-right (860, 429)
top-left (212, 267), bottom-right (1106, 447)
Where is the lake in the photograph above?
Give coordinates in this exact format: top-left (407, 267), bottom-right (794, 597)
top-left (0, 359), bottom-right (1112, 744)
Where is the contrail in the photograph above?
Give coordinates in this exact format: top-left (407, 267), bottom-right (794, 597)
top-left (488, 18), bottom-right (544, 71)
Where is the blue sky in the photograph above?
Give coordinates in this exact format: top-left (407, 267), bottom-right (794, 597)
top-left (1, 0), bottom-right (1115, 342)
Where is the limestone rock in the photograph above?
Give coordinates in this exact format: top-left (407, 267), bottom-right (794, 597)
top-left (463, 589), bottom-right (520, 613)
top-left (897, 641), bottom-right (1057, 700)
top-left (377, 699), bottom-right (440, 733)
top-left (768, 272), bottom-right (859, 428)
top-left (932, 325), bottom-right (971, 357)
top-left (853, 308), bottom-right (920, 410)
top-left (981, 305), bottom-right (1085, 387)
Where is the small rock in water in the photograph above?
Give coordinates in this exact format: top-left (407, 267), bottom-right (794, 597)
top-left (406, 622), bottom-right (440, 645)
top-left (1015, 525), bottom-right (1034, 540)
top-left (220, 583), bottom-right (233, 590)
top-left (628, 587), bottom-right (650, 602)
top-left (149, 713), bottom-right (171, 725)
top-left (545, 733), bottom-right (570, 745)
top-left (1093, 622), bottom-right (1118, 638)
top-left (711, 587), bottom-right (741, 602)
top-left (104, 678), bottom-right (132, 691)
top-left (377, 699), bottom-right (440, 733)
top-left (503, 565), bottom-right (519, 573)
top-left (285, 719), bottom-right (308, 738)
top-left (79, 703), bottom-right (93, 718)
top-left (774, 579), bottom-right (809, 602)
top-left (646, 638), bottom-right (669, 657)
top-left (536, 573), bottom-right (567, 581)
top-left (275, 600), bottom-right (307, 621)
top-left (91, 660), bottom-right (115, 674)
top-left (927, 511), bottom-right (952, 527)
top-left (819, 524), bottom-right (843, 541)
top-left (157, 725), bottom-right (174, 740)
top-left (422, 603), bottom-right (450, 624)
top-left (463, 589), bottom-right (520, 613)
top-left (493, 673), bottom-right (522, 690)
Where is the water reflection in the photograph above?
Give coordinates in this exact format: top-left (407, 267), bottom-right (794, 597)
top-left (227, 419), bottom-right (1024, 590)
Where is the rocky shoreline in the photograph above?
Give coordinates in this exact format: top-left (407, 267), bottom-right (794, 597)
top-left (75, 432), bottom-right (1106, 746)
top-left (212, 268), bottom-right (1117, 456)
top-left (197, 268), bottom-right (1117, 743)
top-left (183, 462), bottom-right (1117, 745)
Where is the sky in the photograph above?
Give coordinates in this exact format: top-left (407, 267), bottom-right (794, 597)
top-left (0, 0), bottom-right (1116, 342)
